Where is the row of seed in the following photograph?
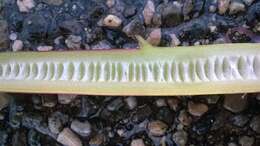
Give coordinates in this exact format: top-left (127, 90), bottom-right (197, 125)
top-left (0, 55), bottom-right (259, 82)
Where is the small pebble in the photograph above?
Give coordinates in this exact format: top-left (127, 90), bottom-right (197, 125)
top-left (65, 35), bottom-right (82, 50)
top-left (178, 110), bottom-right (192, 126)
top-left (17, 0), bottom-right (35, 12)
top-left (122, 18), bottom-right (145, 37)
top-left (188, 101), bottom-right (208, 116)
top-left (206, 95), bottom-right (220, 104)
top-left (229, 0), bottom-right (245, 15)
top-left (228, 142), bottom-right (238, 146)
top-left (48, 112), bottom-right (69, 134)
top-left (230, 114), bottom-right (249, 127)
top-left (43, 0), bottom-right (63, 6)
top-left (223, 94), bottom-right (247, 113)
top-left (12, 40), bottom-right (23, 52)
top-left (242, 0), bottom-right (255, 5)
top-left (239, 136), bottom-right (254, 146)
top-left (71, 120), bottom-right (92, 137)
top-left (37, 46), bottom-right (53, 51)
top-left (57, 128), bottom-right (82, 146)
top-left (0, 93), bottom-right (10, 111)
top-left (148, 120), bottom-right (168, 137)
top-left (102, 15), bottom-right (122, 28)
top-left (124, 96), bottom-right (137, 110)
top-left (169, 33), bottom-right (181, 47)
top-left (218, 0), bottom-right (230, 14)
top-left (250, 115), bottom-right (260, 133)
top-left (172, 130), bottom-right (188, 146)
top-left (146, 28), bottom-right (161, 46)
top-left (41, 95), bottom-right (57, 108)
top-left (167, 98), bottom-right (179, 111)
top-left (92, 40), bottom-right (112, 50)
top-left (256, 93), bottom-right (260, 100)
top-left (9, 33), bottom-right (17, 41)
top-left (131, 139), bottom-right (145, 146)
top-left (209, 5), bottom-right (217, 12)
top-left (155, 98), bottom-right (167, 107)
top-left (143, 0), bottom-right (155, 25)
top-left (89, 134), bottom-right (105, 145)
top-left (58, 94), bottom-right (77, 104)
top-left (106, 0), bottom-right (115, 8)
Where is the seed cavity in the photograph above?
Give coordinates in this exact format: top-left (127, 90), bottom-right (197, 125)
top-left (0, 64), bottom-right (3, 77)
top-left (31, 63), bottom-right (38, 79)
top-left (48, 63), bottom-right (55, 80)
top-left (88, 62), bottom-right (94, 81)
top-left (4, 64), bottom-right (11, 77)
top-left (254, 56), bottom-right (260, 77)
top-left (12, 63), bottom-right (20, 78)
top-left (56, 63), bottom-right (64, 80)
top-left (129, 63), bottom-right (134, 81)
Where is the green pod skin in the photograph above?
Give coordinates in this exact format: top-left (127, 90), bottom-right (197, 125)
top-left (0, 37), bottom-right (260, 95)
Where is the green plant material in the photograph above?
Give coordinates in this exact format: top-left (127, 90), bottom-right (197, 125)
top-left (0, 37), bottom-right (260, 95)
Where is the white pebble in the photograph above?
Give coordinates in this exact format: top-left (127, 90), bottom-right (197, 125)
top-left (37, 46), bottom-right (53, 51)
top-left (12, 40), bottom-right (23, 52)
top-left (57, 128), bottom-right (82, 146)
top-left (102, 15), bottom-right (122, 28)
top-left (9, 33), bottom-right (17, 41)
top-left (17, 0), bottom-right (35, 12)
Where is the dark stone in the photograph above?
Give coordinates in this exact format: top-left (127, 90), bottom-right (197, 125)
top-left (0, 20), bottom-right (9, 49)
top-left (27, 129), bottom-right (41, 146)
top-left (22, 113), bottom-right (56, 138)
top-left (8, 98), bottom-right (23, 129)
top-left (122, 16), bottom-right (145, 37)
top-left (161, 3), bottom-right (183, 27)
top-left (0, 130), bottom-right (8, 146)
top-left (230, 114), bottom-right (249, 127)
top-left (246, 1), bottom-right (260, 26)
top-left (131, 105), bottom-right (152, 124)
top-left (12, 131), bottom-right (27, 146)
top-left (123, 5), bottom-right (137, 18)
top-left (78, 96), bottom-right (99, 118)
top-left (156, 107), bottom-right (174, 125)
top-left (22, 11), bottom-right (58, 45)
top-left (59, 19), bottom-right (83, 35)
top-left (107, 98), bottom-right (124, 112)
top-left (192, 113), bottom-right (215, 135)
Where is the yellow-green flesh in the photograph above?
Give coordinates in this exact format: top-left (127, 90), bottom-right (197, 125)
top-left (0, 41), bottom-right (260, 95)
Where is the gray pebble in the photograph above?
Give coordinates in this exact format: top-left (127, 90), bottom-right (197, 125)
top-left (48, 112), bottom-right (69, 135)
top-left (250, 115), bottom-right (260, 133)
top-left (124, 96), bottom-right (137, 110)
top-left (223, 94), bottom-right (247, 113)
top-left (71, 120), bottom-right (92, 137)
top-left (239, 135), bottom-right (254, 146)
top-left (172, 130), bottom-right (188, 146)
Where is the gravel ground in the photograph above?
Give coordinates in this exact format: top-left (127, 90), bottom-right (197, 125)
top-left (0, 0), bottom-right (260, 145)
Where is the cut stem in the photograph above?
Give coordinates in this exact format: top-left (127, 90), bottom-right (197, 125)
top-left (0, 38), bottom-right (260, 95)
